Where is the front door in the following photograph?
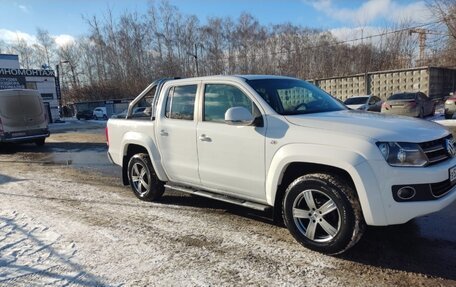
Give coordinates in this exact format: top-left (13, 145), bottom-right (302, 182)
top-left (197, 83), bottom-right (266, 201)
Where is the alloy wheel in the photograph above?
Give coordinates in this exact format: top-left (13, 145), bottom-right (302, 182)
top-left (292, 189), bottom-right (341, 242)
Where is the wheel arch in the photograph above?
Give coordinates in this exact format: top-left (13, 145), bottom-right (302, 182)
top-left (266, 144), bottom-right (387, 226)
top-left (272, 162), bottom-right (356, 223)
top-left (121, 133), bottom-right (168, 185)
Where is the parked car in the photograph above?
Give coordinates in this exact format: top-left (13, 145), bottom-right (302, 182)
top-left (93, 107), bottom-right (108, 120)
top-left (0, 89), bottom-right (49, 146)
top-left (344, 95), bottom-right (382, 112)
top-left (381, 92), bottom-right (434, 118)
top-left (107, 76), bottom-right (456, 255)
top-left (445, 92), bottom-right (456, 119)
top-left (111, 107), bottom-right (147, 119)
top-left (76, 110), bottom-right (94, 120)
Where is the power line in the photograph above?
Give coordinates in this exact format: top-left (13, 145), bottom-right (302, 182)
top-left (206, 19), bottom-right (448, 61)
top-left (263, 20), bottom-right (446, 56)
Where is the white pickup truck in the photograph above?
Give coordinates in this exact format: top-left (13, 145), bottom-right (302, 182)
top-left (107, 75), bottom-right (456, 254)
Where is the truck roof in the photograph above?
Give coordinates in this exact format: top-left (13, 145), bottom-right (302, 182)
top-left (166, 74), bottom-right (298, 83)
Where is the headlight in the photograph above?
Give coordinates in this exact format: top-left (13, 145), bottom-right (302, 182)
top-left (376, 142), bottom-right (427, 167)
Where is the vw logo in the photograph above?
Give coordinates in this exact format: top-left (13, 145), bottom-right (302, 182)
top-left (446, 139), bottom-right (456, 157)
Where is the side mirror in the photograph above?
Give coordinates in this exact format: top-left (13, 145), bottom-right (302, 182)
top-left (225, 107), bottom-right (254, 126)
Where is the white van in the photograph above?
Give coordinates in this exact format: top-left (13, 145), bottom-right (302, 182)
top-left (0, 89), bottom-right (50, 146)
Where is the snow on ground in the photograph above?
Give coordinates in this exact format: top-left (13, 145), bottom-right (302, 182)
top-left (0, 210), bottom-right (96, 286)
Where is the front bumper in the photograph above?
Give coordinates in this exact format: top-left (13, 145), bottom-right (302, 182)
top-left (359, 157), bottom-right (456, 225)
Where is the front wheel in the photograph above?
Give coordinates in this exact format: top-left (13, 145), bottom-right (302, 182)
top-left (282, 173), bottom-right (365, 255)
top-left (127, 153), bottom-right (164, 201)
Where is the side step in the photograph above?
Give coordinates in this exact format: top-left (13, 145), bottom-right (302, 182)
top-left (164, 184), bottom-right (271, 212)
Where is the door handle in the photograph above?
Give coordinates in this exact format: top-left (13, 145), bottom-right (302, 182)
top-left (199, 134), bottom-right (212, 142)
top-left (160, 130), bottom-right (168, 136)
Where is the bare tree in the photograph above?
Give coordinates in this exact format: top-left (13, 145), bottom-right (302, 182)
top-left (35, 28), bottom-right (55, 67)
top-left (11, 38), bottom-right (35, 69)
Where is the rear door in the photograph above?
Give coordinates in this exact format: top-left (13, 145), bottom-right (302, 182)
top-left (20, 92), bottom-right (46, 130)
top-left (156, 83), bottom-right (200, 185)
top-left (0, 90), bottom-right (45, 132)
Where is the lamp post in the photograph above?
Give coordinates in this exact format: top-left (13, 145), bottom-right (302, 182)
top-left (55, 60), bottom-right (69, 117)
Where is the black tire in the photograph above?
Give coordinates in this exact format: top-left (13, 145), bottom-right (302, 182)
top-left (77, 116), bottom-right (81, 120)
top-left (35, 138), bottom-right (45, 146)
top-left (445, 113), bottom-right (453, 119)
top-left (282, 173), bottom-right (365, 255)
top-left (127, 153), bottom-right (164, 201)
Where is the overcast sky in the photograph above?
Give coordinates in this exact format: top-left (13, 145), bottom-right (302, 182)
top-left (0, 0), bottom-right (434, 48)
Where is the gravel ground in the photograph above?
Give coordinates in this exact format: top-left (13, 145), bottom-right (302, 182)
top-left (0, 121), bottom-right (455, 286)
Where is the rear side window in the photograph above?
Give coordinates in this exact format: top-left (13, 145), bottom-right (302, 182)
top-left (388, 93), bottom-right (416, 100)
top-left (165, 85), bottom-right (197, 120)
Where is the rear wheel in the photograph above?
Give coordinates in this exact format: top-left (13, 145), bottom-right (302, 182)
top-left (127, 153), bottom-right (164, 201)
top-left (35, 138), bottom-right (45, 146)
top-left (282, 173), bottom-right (365, 255)
top-left (445, 113), bottom-right (453, 119)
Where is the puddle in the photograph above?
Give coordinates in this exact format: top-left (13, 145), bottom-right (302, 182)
top-left (47, 151), bottom-right (121, 177)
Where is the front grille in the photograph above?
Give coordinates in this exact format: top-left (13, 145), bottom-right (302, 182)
top-left (419, 135), bottom-right (453, 166)
top-left (430, 179), bottom-right (455, 197)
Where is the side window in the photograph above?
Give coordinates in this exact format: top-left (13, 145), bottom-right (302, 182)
top-left (368, 97), bottom-right (375, 105)
top-left (204, 84), bottom-right (257, 123)
top-left (128, 86), bottom-right (156, 120)
top-left (165, 85), bottom-right (197, 120)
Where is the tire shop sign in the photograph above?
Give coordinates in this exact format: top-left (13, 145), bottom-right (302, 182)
top-left (0, 68), bottom-right (55, 90)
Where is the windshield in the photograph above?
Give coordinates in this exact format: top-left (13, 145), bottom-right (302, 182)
top-left (246, 78), bottom-right (346, 115)
top-left (388, 93), bottom-right (416, 100)
top-left (344, 97), bottom-right (368, 105)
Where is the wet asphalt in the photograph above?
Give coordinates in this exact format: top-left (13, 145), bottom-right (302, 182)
top-left (0, 118), bottom-right (455, 282)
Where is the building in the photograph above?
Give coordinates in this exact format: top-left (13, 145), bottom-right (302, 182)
top-left (0, 54), bottom-right (60, 122)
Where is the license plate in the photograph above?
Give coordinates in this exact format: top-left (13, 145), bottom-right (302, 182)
top-left (450, 166), bottom-right (456, 183)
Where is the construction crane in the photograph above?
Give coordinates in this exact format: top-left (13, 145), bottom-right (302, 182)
top-left (409, 28), bottom-right (427, 64)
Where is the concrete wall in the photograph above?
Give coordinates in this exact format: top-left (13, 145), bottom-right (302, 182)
top-left (311, 67), bottom-right (456, 101)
